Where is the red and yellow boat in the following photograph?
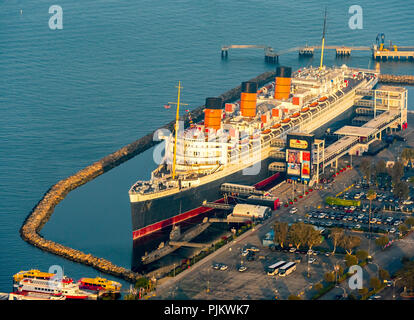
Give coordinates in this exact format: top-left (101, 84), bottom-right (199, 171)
top-left (318, 96), bottom-right (328, 102)
top-left (78, 277), bottom-right (122, 292)
top-left (310, 102), bottom-right (319, 108)
top-left (291, 112), bottom-right (300, 118)
top-left (301, 106), bottom-right (310, 113)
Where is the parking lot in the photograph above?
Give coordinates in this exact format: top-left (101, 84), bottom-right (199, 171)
top-left (155, 236), bottom-right (345, 300)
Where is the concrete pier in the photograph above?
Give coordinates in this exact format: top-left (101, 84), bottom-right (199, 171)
top-left (379, 74), bottom-right (414, 86)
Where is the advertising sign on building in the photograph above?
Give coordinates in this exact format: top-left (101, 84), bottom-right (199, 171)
top-left (286, 133), bottom-right (315, 181)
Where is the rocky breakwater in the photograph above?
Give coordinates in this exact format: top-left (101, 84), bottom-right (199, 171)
top-left (19, 70), bottom-right (277, 282)
top-left (379, 74), bottom-right (414, 85)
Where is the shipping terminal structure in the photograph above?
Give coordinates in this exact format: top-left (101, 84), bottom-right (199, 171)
top-left (129, 64), bottom-right (408, 242)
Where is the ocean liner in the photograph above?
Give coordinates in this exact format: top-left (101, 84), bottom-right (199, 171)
top-left (129, 64), bottom-right (379, 240)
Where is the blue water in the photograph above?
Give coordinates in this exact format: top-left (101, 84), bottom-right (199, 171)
top-left (1, 0), bottom-right (414, 292)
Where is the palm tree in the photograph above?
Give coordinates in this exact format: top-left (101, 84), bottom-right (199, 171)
top-left (367, 190), bottom-right (377, 257)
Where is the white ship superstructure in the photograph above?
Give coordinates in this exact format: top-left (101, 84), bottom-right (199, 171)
top-left (129, 65), bottom-right (379, 203)
top-left (16, 278), bottom-right (91, 299)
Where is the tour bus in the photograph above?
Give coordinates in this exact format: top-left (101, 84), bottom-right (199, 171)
top-left (278, 262), bottom-right (297, 277)
top-left (267, 261), bottom-right (287, 276)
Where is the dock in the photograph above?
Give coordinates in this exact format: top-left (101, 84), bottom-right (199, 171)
top-left (141, 220), bottom-right (212, 265)
top-left (221, 43), bottom-right (414, 63)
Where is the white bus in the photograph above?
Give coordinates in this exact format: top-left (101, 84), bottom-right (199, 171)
top-left (267, 261), bottom-right (287, 276)
top-left (278, 262), bottom-right (296, 277)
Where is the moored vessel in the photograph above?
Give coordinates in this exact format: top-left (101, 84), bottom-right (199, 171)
top-left (129, 64), bottom-right (379, 242)
top-left (16, 278), bottom-right (91, 300)
top-left (78, 276), bottom-right (122, 293)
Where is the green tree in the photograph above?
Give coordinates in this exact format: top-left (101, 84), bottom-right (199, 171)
top-left (273, 221), bottom-right (289, 248)
top-left (396, 261), bottom-right (414, 292)
top-left (288, 222), bottom-right (307, 249)
top-left (329, 228), bottom-right (344, 254)
top-left (389, 161), bottom-right (404, 185)
top-left (405, 217), bottom-right (414, 228)
top-left (135, 277), bottom-right (150, 290)
top-left (314, 283), bottom-right (323, 291)
top-left (375, 236), bottom-right (389, 248)
top-left (356, 250), bottom-right (368, 262)
top-left (379, 268), bottom-right (390, 281)
top-left (324, 271), bottom-right (335, 283)
top-left (340, 235), bottom-right (361, 255)
top-left (401, 148), bottom-right (414, 167)
top-left (360, 158), bottom-right (372, 182)
top-left (393, 181), bottom-right (409, 200)
top-left (358, 287), bottom-right (369, 295)
top-left (399, 224), bottom-right (409, 234)
top-left (345, 254), bottom-right (358, 267)
top-left (303, 224), bottom-right (323, 250)
top-left (375, 159), bottom-right (387, 175)
top-left (288, 295), bottom-right (302, 300)
top-left (370, 277), bottom-right (382, 290)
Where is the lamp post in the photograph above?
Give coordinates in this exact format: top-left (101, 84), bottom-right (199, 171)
top-left (393, 277), bottom-right (402, 300)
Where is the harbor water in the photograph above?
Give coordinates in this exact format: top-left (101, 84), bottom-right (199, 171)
top-left (1, 0), bottom-right (414, 291)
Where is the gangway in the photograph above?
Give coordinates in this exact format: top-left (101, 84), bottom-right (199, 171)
top-left (269, 150), bottom-right (285, 160)
top-left (202, 201), bottom-right (233, 210)
top-left (221, 45), bottom-right (279, 63)
top-left (268, 162), bottom-right (286, 172)
top-left (220, 183), bottom-right (265, 196)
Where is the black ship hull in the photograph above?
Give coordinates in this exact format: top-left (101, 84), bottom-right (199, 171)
top-left (131, 157), bottom-right (278, 240)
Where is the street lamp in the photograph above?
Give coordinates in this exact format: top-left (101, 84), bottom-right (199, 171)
top-left (393, 277), bottom-right (403, 300)
top-left (334, 264), bottom-right (340, 286)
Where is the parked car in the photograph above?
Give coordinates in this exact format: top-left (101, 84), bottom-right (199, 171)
top-left (220, 264), bottom-right (228, 271)
top-left (212, 263), bottom-right (221, 270)
top-left (289, 207), bottom-right (298, 214)
top-left (246, 246), bottom-right (260, 252)
top-left (238, 265), bottom-right (247, 272)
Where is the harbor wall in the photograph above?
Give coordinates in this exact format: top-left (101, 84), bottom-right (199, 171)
top-left (19, 70), bottom-right (277, 283)
top-left (379, 74), bottom-right (414, 85)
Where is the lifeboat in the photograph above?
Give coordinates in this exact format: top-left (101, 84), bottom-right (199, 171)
top-left (310, 102), bottom-right (319, 108)
top-left (261, 129), bottom-right (271, 134)
top-left (318, 96), bottom-right (328, 102)
top-left (301, 107), bottom-right (310, 113)
top-left (291, 112), bottom-right (300, 118)
top-left (282, 118), bottom-right (291, 123)
top-left (271, 123), bottom-right (281, 129)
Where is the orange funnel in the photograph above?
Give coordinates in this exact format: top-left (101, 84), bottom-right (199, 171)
top-left (274, 66), bottom-right (292, 100)
top-left (204, 97), bottom-right (222, 130)
top-left (240, 82), bottom-right (258, 117)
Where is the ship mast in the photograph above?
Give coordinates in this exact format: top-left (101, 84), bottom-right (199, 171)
top-left (319, 8), bottom-right (327, 70)
top-left (168, 81), bottom-right (188, 180)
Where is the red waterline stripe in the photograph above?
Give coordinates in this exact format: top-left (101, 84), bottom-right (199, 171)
top-left (132, 172), bottom-right (281, 240)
